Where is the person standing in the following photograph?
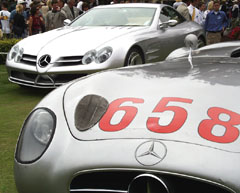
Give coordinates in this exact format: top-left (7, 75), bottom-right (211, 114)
top-left (0, 1), bottom-right (11, 38)
top-left (45, 0), bottom-right (66, 31)
top-left (188, 0), bottom-right (201, 24)
top-left (41, 0), bottom-right (52, 20)
top-left (79, 2), bottom-right (89, 15)
top-left (177, 0), bottom-right (191, 20)
top-left (198, 1), bottom-right (206, 26)
top-left (204, 0), bottom-right (213, 18)
top-left (205, 0), bottom-right (228, 44)
top-left (173, 0), bottom-right (182, 9)
top-left (12, 3), bottom-right (27, 38)
top-left (10, 0), bottom-right (28, 38)
top-left (61, 0), bottom-right (79, 21)
top-left (28, 5), bottom-right (45, 35)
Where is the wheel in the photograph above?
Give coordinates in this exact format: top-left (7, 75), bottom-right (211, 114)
top-left (197, 37), bottom-right (206, 48)
top-left (124, 48), bottom-right (144, 66)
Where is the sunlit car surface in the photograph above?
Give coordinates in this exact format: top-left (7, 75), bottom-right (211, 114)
top-left (14, 41), bottom-right (240, 193)
top-left (6, 3), bottom-right (205, 88)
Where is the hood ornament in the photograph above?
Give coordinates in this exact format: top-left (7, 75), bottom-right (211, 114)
top-left (135, 140), bottom-right (167, 166)
top-left (184, 34), bottom-right (198, 69)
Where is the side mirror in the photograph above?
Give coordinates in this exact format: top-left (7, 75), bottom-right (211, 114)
top-left (63, 19), bottom-right (71, 26)
top-left (159, 19), bottom-right (178, 28)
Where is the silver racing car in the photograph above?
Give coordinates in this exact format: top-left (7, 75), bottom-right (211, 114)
top-left (6, 3), bottom-right (205, 88)
top-left (14, 39), bottom-right (240, 193)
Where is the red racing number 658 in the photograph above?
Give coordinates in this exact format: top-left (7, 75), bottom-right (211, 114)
top-left (99, 97), bottom-right (240, 144)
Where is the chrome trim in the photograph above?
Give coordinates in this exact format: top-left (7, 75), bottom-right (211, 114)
top-left (57, 59), bottom-right (82, 63)
top-left (70, 189), bottom-right (127, 193)
top-left (70, 168), bottom-right (236, 193)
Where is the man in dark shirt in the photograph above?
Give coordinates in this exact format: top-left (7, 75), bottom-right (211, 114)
top-left (205, 0), bottom-right (228, 44)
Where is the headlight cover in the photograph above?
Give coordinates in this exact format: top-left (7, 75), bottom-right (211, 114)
top-left (82, 47), bottom-right (112, 64)
top-left (15, 108), bottom-right (56, 163)
top-left (82, 50), bottom-right (96, 65)
top-left (7, 44), bottom-right (24, 62)
top-left (95, 47), bottom-right (113, 64)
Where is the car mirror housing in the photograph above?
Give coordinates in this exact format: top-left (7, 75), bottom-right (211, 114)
top-left (159, 19), bottom-right (178, 28)
top-left (64, 19), bottom-right (71, 26)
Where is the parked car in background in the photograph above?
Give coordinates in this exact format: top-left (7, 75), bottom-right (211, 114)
top-left (14, 38), bottom-right (240, 193)
top-left (6, 3), bottom-right (205, 88)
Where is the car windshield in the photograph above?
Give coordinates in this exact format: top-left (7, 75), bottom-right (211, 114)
top-left (70, 7), bottom-right (156, 27)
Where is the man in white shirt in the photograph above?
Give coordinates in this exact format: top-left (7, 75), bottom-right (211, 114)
top-left (188, 0), bottom-right (201, 24)
top-left (0, 2), bottom-right (11, 38)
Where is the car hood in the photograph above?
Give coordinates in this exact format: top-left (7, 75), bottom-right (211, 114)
top-left (18, 26), bottom-right (147, 56)
top-left (63, 58), bottom-right (240, 153)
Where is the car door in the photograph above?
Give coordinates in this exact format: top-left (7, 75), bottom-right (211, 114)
top-left (147, 6), bottom-right (190, 62)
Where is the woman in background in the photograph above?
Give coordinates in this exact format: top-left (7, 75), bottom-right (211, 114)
top-left (28, 5), bottom-right (45, 35)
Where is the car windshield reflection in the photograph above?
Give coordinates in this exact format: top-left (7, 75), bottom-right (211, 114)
top-left (70, 7), bottom-right (156, 27)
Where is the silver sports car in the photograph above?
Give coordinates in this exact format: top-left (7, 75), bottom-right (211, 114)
top-left (14, 40), bottom-right (240, 193)
top-left (6, 3), bottom-right (205, 88)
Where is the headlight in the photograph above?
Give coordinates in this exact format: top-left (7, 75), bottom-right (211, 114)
top-left (82, 50), bottom-right (96, 65)
top-left (95, 47), bottom-right (113, 64)
top-left (82, 47), bottom-right (113, 64)
top-left (15, 108), bottom-right (56, 163)
top-left (7, 45), bottom-right (24, 62)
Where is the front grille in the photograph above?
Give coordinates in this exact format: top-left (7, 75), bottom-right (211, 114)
top-left (20, 54), bottom-right (83, 66)
top-left (10, 70), bottom-right (87, 88)
top-left (56, 56), bottom-right (83, 66)
top-left (21, 54), bottom-right (37, 66)
top-left (70, 171), bottom-right (233, 193)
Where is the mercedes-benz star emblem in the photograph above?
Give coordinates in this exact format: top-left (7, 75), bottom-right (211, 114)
top-left (38, 55), bottom-right (51, 67)
top-left (135, 140), bottom-right (167, 166)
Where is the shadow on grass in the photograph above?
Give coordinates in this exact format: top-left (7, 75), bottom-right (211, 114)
top-left (14, 86), bottom-right (54, 97)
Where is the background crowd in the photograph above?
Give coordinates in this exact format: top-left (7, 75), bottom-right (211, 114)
top-left (174, 0), bottom-right (239, 44)
top-left (0, 0), bottom-right (102, 39)
top-left (0, 0), bottom-right (239, 43)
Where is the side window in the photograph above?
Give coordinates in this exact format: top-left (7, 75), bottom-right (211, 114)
top-left (159, 6), bottom-right (185, 25)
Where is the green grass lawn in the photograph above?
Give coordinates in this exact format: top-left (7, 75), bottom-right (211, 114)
top-left (0, 65), bottom-right (50, 193)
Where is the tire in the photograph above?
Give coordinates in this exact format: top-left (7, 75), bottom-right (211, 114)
top-left (124, 48), bottom-right (144, 66)
top-left (197, 37), bottom-right (206, 48)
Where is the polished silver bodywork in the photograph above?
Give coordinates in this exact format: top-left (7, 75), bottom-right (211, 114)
top-left (14, 42), bottom-right (240, 193)
top-left (6, 3), bottom-right (205, 88)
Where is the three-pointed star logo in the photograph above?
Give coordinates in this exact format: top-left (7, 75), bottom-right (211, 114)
top-left (38, 55), bottom-right (51, 67)
top-left (137, 141), bottom-right (162, 159)
top-left (135, 140), bottom-right (167, 166)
